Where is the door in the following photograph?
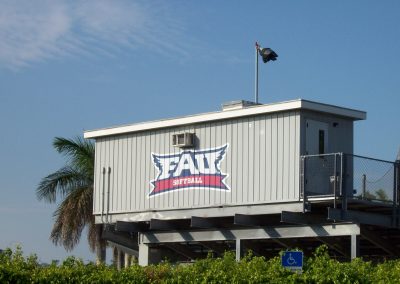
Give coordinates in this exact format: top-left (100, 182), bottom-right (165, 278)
top-left (304, 120), bottom-right (331, 195)
top-left (305, 120), bottom-right (328, 155)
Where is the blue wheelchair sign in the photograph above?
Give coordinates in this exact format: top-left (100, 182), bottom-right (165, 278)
top-left (281, 251), bottom-right (303, 271)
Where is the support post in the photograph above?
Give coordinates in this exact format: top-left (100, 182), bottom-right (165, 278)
top-left (340, 153), bottom-right (347, 220)
top-left (350, 234), bottom-right (359, 260)
top-left (95, 244), bottom-right (106, 265)
top-left (362, 174), bottom-right (366, 200)
top-left (392, 161), bottom-right (400, 228)
top-left (124, 253), bottom-right (130, 268)
top-left (106, 167), bottom-right (111, 223)
top-left (116, 249), bottom-right (123, 270)
top-left (130, 255), bottom-right (137, 266)
top-left (333, 154), bottom-right (337, 208)
top-left (138, 243), bottom-right (149, 266)
top-left (101, 167), bottom-right (105, 223)
top-left (236, 238), bottom-right (242, 262)
top-left (396, 162), bottom-right (400, 227)
top-left (95, 224), bottom-right (106, 265)
top-left (301, 156), bottom-right (309, 212)
top-left (397, 162), bottom-right (400, 206)
top-left (112, 246), bottom-right (118, 267)
top-left (255, 43), bottom-right (259, 104)
top-left (340, 153), bottom-right (344, 198)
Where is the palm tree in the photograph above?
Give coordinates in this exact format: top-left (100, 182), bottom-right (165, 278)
top-left (36, 136), bottom-right (106, 263)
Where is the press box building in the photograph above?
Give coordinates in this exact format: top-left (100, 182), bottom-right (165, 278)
top-left (84, 99), bottom-right (400, 265)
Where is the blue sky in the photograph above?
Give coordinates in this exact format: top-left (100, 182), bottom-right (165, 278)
top-left (0, 0), bottom-right (399, 263)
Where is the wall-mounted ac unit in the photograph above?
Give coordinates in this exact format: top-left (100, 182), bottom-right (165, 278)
top-left (172, 132), bottom-right (195, 148)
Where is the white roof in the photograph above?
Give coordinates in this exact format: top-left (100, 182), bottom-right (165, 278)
top-left (84, 99), bottom-right (366, 139)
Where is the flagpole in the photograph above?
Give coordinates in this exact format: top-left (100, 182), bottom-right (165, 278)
top-left (255, 42), bottom-right (259, 104)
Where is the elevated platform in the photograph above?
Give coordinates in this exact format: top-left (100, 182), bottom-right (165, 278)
top-left (101, 152), bottom-right (400, 265)
top-left (102, 197), bottom-right (400, 265)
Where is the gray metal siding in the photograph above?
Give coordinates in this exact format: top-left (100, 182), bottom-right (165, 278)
top-left (300, 111), bottom-right (354, 196)
top-left (300, 111), bottom-right (354, 155)
top-left (93, 111), bottom-right (301, 216)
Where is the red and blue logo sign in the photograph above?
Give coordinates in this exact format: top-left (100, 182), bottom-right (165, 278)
top-left (149, 144), bottom-right (230, 197)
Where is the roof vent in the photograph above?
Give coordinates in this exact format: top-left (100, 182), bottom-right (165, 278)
top-left (222, 100), bottom-right (260, 111)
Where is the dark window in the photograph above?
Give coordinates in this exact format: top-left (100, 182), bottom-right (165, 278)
top-left (319, 130), bottom-right (325, 154)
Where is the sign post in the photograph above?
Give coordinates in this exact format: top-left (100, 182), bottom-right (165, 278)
top-left (281, 251), bottom-right (303, 272)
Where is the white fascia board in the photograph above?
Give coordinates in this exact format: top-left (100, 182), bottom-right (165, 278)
top-left (84, 100), bottom-right (301, 138)
top-left (84, 99), bottom-right (366, 139)
top-left (300, 100), bottom-right (366, 120)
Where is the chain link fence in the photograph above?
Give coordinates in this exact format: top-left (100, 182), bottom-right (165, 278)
top-left (301, 153), bottom-right (399, 205)
top-left (348, 155), bottom-right (395, 203)
top-left (301, 153), bottom-right (341, 197)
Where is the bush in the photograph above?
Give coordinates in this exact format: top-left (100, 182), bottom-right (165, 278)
top-left (2, 245), bottom-right (400, 283)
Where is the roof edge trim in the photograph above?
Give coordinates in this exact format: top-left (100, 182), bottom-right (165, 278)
top-left (84, 99), bottom-right (366, 139)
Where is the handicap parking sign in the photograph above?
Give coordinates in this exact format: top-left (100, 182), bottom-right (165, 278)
top-left (281, 251), bottom-right (303, 271)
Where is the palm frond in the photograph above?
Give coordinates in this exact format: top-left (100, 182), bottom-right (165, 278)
top-left (53, 136), bottom-right (95, 177)
top-left (39, 135), bottom-right (105, 258)
top-left (87, 217), bottom-right (97, 252)
top-left (87, 220), bottom-right (107, 253)
top-left (36, 166), bottom-right (91, 203)
top-left (50, 185), bottom-right (93, 251)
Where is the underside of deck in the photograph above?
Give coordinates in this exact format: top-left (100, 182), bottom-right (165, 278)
top-left (100, 197), bottom-right (400, 265)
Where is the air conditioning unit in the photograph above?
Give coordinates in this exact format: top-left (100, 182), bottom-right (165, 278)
top-left (172, 132), bottom-right (195, 148)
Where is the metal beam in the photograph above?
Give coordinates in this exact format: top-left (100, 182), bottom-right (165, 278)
top-left (273, 238), bottom-right (298, 249)
top-left (316, 237), bottom-right (347, 257)
top-left (95, 202), bottom-right (304, 223)
top-left (241, 241), bottom-right (262, 256)
top-left (116, 221), bottom-right (148, 232)
top-left (234, 214), bottom-right (273, 226)
top-left (150, 219), bottom-right (189, 230)
top-left (328, 208), bottom-right (393, 228)
top-left (164, 243), bottom-right (199, 260)
top-left (191, 216), bottom-right (230, 228)
top-left (281, 211), bottom-right (329, 225)
top-left (361, 227), bottom-right (398, 256)
top-left (150, 219), bottom-right (175, 230)
top-left (107, 241), bottom-right (138, 257)
top-left (102, 229), bottom-right (138, 250)
top-left (141, 223), bottom-right (360, 244)
top-left (201, 241), bottom-right (230, 255)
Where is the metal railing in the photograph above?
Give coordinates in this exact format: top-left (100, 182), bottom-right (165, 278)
top-left (301, 153), bottom-right (400, 209)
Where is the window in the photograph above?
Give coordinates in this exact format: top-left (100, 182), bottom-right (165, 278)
top-left (319, 129), bottom-right (325, 154)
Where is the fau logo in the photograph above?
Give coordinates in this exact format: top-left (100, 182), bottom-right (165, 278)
top-left (149, 144), bottom-right (229, 197)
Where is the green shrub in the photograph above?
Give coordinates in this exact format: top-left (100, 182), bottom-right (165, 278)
top-left (2, 245), bottom-right (400, 283)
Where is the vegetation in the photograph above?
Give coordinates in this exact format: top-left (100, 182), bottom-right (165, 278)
top-left (2, 245), bottom-right (400, 283)
top-left (357, 188), bottom-right (391, 202)
top-left (36, 137), bottom-right (106, 263)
